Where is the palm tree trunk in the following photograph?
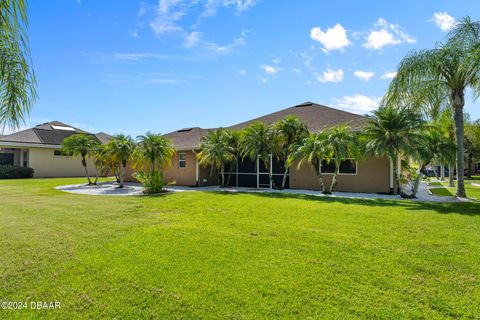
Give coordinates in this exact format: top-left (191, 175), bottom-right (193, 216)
top-left (440, 164), bottom-right (445, 181)
top-left (392, 155), bottom-right (399, 195)
top-left (82, 156), bottom-right (92, 185)
top-left (453, 96), bottom-right (466, 197)
top-left (329, 163), bottom-right (340, 194)
top-left (220, 163), bottom-right (225, 187)
top-left (433, 163), bottom-right (440, 180)
top-left (448, 164), bottom-right (455, 187)
top-left (119, 163), bottom-right (125, 188)
top-left (317, 173), bottom-right (326, 194)
top-left (281, 151), bottom-right (288, 189)
top-left (467, 155), bottom-right (473, 178)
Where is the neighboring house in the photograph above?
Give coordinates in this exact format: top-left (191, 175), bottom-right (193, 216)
top-left (0, 121), bottom-right (111, 178)
top-left (127, 102), bottom-right (392, 193)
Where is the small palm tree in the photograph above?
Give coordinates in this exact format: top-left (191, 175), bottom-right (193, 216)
top-left (274, 116), bottom-right (309, 189)
top-left (62, 134), bottom-right (100, 185)
top-left (289, 132), bottom-right (328, 193)
top-left (384, 16), bottom-right (480, 197)
top-left (197, 128), bottom-right (235, 187)
top-left (322, 125), bottom-right (361, 193)
top-left (240, 122), bottom-right (278, 188)
top-left (364, 105), bottom-right (424, 195)
top-left (105, 134), bottom-right (136, 188)
top-left (0, 0), bottom-right (37, 130)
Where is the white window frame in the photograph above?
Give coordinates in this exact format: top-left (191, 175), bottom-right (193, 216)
top-left (178, 152), bottom-right (186, 168)
top-left (319, 158), bottom-right (357, 175)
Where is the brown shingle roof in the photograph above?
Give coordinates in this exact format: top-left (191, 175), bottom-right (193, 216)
top-left (0, 121), bottom-right (108, 146)
top-left (164, 102), bottom-right (367, 150)
top-left (228, 102), bottom-right (366, 132)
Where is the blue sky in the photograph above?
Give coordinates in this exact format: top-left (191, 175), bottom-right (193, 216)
top-left (22, 0), bottom-right (480, 136)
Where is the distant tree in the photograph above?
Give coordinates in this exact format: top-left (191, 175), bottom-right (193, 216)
top-left (364, 106), bottom-right (424, 195)
top-left (197, 128), bottom-right (235, 187)
top-left (274, 116), bottom-right (309, 189)
top-left (0, 0), bottom-right (37, 130)
top-left (105, 134), bottom-right (136, 188)
top-left (465, 119), bottom-right (480, 178)
top-left (62, 134), bottom-right (100, 185)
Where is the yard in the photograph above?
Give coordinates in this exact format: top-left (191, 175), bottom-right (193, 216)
top-left (1, 178), bottom-right (480, 319)
top-left (429, 177), bottom-right (480, 199)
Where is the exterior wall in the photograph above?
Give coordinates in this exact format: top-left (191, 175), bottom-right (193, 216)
top-left (125, 150), bottom-right (218, 186)
top-left (28, 147), bottom-right (98, 178)
top-left (289, 155), bottom-right (390, 193)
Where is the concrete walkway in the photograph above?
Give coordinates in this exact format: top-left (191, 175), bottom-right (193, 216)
top-left (55, 180), bottom-right (462, 202)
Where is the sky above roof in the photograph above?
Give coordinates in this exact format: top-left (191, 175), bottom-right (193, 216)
top-left (20, 0), bottom-right (480, 136)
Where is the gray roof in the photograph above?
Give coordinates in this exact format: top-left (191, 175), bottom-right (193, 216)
top-left (0, 121), bottom-right (108, 146)
top-left (95, 132), bottom-right (113, 144)
top-left (164, 102), bottom-right (368, 150)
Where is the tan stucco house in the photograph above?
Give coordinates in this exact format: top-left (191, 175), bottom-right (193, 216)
top-left (128, 102), bottom-right (394, 193)
top-left (0, 121), bottom-right (111, 178)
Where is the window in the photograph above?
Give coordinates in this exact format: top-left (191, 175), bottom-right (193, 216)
top-left (23, 151), bottom-right (28, 167)
top-left (320, 159), bottom-right (357, 175)
top-left (54, 150), bottom-right (72, 156)
top-left (179, 152), bottom-right (186, 168)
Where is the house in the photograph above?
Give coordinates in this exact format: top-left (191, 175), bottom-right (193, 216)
top-left (128, 102), bottom-right (392, 193)
top-left (0, 121), bottom-right (111, 178)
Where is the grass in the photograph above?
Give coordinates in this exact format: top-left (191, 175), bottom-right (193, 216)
top-left (1, 178), bottom-right (480, 319)
top-left (428, 177), bottom-right (480, 199)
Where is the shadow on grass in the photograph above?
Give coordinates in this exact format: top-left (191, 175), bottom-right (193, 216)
top-left (207, 190), bottom-right (480, 216)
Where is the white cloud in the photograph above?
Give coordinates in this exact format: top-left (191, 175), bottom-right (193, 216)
top-left (204, 32), bottom-right (247, 54)
top-left (184, 31), bottom-right (202, 47)
top-left (354, 70), bottom-right (375, 81)
top-left (310, 23), bottom-right (351, 52)
top-left (381, 71), bottom-right (397, 79)
top-left (316, 68), bottom-right (344, 83)
top-left (363, 18), bottom-right (415, 50)
top-left (333, 95), bottom-right (381, 114)
top-left (111, 52), bottom-right (173, 61)
top-left (239, 69), bottom-right (246, 75)
top-left (260, 64), bottom-right (280, 75)
top-left (432, 12), bottom-right (456, 32)
top-left (129, 29), bottom-right (139, 37)
top-left (272, 58), bottom-right (281, 64)
top-left (202, 0), bottom-right (257, 17)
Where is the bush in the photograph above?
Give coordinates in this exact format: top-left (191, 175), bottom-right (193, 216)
top-left (0, 165), bottom-right (34, 179)
top-left (133, 170), bottom-right (166, 194)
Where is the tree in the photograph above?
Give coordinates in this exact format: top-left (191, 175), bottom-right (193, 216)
top-left (62, 134), bottom-right (100, 185)
top-left (384, 17), bottom-right (480, 198)
top-left (240, 122), bottom-right (278, 188)
top-left (289, 132), bottom-right (328, 193)
top-left (105, 134), bottom-right (136, 188)
top-left (322, 125), bottom-right (361, 193)
top-left (197, 128), bottom-right (235, 187)
top-left (364, 105), bottom-right (424, 195)
top-left (0, 0), bottom-right (37, 130)
top-left (465, 119), bottom-right (480, 178)
top-left (132, 133), bottom-right (175, 193)
top-left (274, 116), bottom-right (309, 189)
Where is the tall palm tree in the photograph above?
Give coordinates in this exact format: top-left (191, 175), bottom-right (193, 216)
top-left (133, 132), bottom-right (175, 174)
top-left (322, 125), bottom-right (361, 194)
top-left (384, 17), bottom-right (480, 198)
top-left (289, 132), bottom-right (328, 193)
top-left (105, 134), bottom-right (136, 188)
top-left (274, 116), bottom-right (309, 189)
top-left (0, 0), bottom-right (37, 130)
top-left (62, 134), bottom-right (100, 185)
top-left (197, 128), bottom-right (235, 187)
top-left (364, 105), bottom-right (424, 195)
top-left (240, 122), bottom-right (277, 188)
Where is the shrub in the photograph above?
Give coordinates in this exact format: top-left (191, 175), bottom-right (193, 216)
top-left (133, 170), bottom-right (166, 194)
top-left (0, 165), bottom-right (34, 179)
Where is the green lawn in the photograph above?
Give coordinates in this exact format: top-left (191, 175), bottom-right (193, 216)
top-left (429, 177), bottom-right (480, 199)
top-left (1, 178), bottom-right (480, 319)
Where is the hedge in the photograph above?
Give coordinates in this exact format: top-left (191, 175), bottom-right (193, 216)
top-left (0, 165), bottom-right (34, 179)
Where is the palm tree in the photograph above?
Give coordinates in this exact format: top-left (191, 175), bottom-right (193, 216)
top-left (240, 122), bottom-right (278, 188)
top-left (62, 134), bottom-right (100, 185)
top-left (289, 132), bottom-right (328, 193)
top-left (197, 128), bottom-right (235, 187)
top-left (105, 134), bottom-right (136, 188)
top-left (274, 116), bottom-right (309, 189)
top-left (465, 119), bottom-right (480, 178)
top-left (384, 17), bottom-right (480, 198)
top-left (322, 125), bottom-right (361, 194)
top-left (364, 105), bottom-right (424, 195)
top-left (0, 0), bottom-right (37, 130)
top-left (133, 132), bottom-right (175, 174)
